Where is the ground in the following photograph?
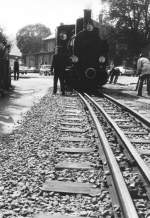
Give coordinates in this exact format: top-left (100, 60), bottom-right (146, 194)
top-left (0, 74), bottom-right (53, 134)
top-left (0, 74), bottom-right (150, 135)
top-left (103, 75), bottom-right (150, 122)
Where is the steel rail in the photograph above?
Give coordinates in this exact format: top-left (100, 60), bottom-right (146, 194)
top-left (103, 93), bottom-right (150, 128)
top-left (84, 93), bottom-right (150, 185)
top-left (78, 92), bottom-right (139, 218)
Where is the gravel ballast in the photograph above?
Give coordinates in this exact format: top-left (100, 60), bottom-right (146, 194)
top-left (0, 90), bottom-right (112, 218)
top-left (0, 89), bottom-right (62, 217)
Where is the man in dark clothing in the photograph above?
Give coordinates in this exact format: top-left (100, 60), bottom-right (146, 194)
top-left (51, 53), bottom-right (66, 95)
top-left (109, 67), bottom-right (121, 84)
top-left (14, 58), bottom-right (19, 80)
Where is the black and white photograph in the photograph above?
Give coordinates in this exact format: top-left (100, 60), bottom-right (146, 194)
top-left (0, 0), bottom-right (150, 217)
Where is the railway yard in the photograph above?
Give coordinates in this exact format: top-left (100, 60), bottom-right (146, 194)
top-left (1, 1), bottom-right (150, 217)
top-left (0, 76), bottom-right (150, 218)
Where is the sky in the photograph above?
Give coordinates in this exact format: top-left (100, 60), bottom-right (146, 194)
top-left (0, 0), bottom-right (104, 39)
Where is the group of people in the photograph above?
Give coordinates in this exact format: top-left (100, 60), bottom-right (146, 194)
top-left (108, 51), bottom-right (150, 97)
top-left (51, 39), bottom-right (150, 97)
top-left (51, 52), bottom-right (150, 97)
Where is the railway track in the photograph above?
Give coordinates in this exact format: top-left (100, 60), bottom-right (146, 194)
top-left (38, 95), bottom-right (115, 217)
top-left (34, 91), bottom-right (150, 218)
top-left (82, 92), bottom-right (150, 217)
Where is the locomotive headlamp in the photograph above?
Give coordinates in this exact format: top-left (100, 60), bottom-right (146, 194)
top-left (59, 33), bottom-right (67, 40)
top-left (71, 55), bottom-right (78, 63)
top-left (86, 24), bottom-right (94, 32)
top-left (99, 56), bottom-right (106, 63)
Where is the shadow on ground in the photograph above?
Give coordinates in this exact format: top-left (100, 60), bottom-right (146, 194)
top-left (102, 86), bottom-right (138, 100)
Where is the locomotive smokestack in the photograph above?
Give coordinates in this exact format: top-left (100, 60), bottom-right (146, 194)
top-left (75, 9), bottom-right (92, 35)
top-left (83, 9), bottom-right (92, 29)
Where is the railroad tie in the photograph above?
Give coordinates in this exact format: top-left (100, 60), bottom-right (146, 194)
top-left (60, 127), bottom-right (87, 133)
top-left (57, 147), bottom-right (93, 153)
top-left (34, 214), bottom-right (86, 218)
top-left (138, 149), bottom-right (150, 155)
top-left (124, 131), bottom-right (148, 135)
top-left (118, 124), bottom-right (138, 128)
top-left (62, 117), bottom-right (84, 122)
top-left (60, 122), bottom-right (82, 126)
top-left (130, 139), bottom-right (150, 144)
top-left (59, 136), bottom-right (87, 142)
top-left (42, 180), bottom-right (101, 196)
top-left (113, 119), bottom-right (131, 122)
top-left (55, 161), bottom-right (93, 170)
top-left (64, 109), bottom-right (82, 114)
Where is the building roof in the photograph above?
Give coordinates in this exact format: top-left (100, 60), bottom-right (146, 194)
top-left (10, 41), bottom-right (22, 57)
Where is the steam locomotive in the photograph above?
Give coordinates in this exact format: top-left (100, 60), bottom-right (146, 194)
top-left (56, 10), bottom-right (109, 90)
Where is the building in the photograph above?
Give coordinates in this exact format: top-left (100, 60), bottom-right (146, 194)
top-left (9, 41), bottom-right (22, 69)
top-left (23, 34), bottom-right (56, 68)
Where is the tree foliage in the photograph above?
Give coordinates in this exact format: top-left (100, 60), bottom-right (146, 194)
top-left (0, 27), bottom-right (8, 46)
top-left (16, 24), bottom-right (51, 54)
top-left (0, 27), bottom-right (11, 58)
top-left (103, 0), bottom-right (150, 64)
top-left (109, 0), bottom-right (150, 42)
top-left (109, 0), bottom-right (150, 35)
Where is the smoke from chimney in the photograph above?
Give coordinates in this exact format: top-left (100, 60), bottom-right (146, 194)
top-left (84, 0), bottom-right (92, 10)
top-left (82, 0), bottom-right (110, 22)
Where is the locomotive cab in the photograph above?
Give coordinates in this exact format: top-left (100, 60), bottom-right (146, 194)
top-left (56, 24), bottom-right (75, 55)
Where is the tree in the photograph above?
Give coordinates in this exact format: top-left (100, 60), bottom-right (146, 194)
top-left (109, 0), bottom-right (150, 44)
top-left (102, 0), bottom-right (150, 65)
top-left (16, 24), bottom-right (51, 54)
top-left (0, 26), bottom-right (11, 58)
top-left (110, 0), bottom-right (150, 33)
top-left (0, 27), bottom-right (8, 46)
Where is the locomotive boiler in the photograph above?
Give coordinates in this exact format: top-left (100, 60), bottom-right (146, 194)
top-left (56, 9), bottom-right (109, 91)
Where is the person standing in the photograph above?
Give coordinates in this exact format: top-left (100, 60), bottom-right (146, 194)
top-left (14, 58), bottom-right (19, 80)
top-left (109, 67), bottom-right (121, 84)
top-left (136, 52), bottom-right (150, 96)
top-left (51, 51), bottom-right (66, 95)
